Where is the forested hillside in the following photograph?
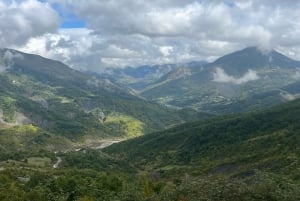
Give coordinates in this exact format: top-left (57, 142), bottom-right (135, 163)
top-left (0, 49), bottom-right (204, 151)
top-left (1, 99), bottom-right (300, 200)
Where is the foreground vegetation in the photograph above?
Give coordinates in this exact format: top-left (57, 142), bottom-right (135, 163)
top-left (1, 152), bottom-right (300, 201)
top-left (1, 99), bottom-right (300, 200)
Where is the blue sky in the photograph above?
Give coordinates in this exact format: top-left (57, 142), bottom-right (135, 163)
top-left (50, 2), bottom-right (86, 28)
top-left (60, 17), bottom-right (86, 28)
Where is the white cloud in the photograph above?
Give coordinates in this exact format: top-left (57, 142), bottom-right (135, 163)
top-left (5, 0), bottom-right (300, 71)
top-left (213, 67), bottom-right (259, 84)
top-left (159, 46), bottom-right (173, 57)
top-left (0, 0), bottom-right (60, 47)
top-left (45, 1), bottom-right (300, 69)
top-left (16, 28), bottom-right (97, 70)
top-left (3, 50), bottom-right (24, 61)
top-left (0, 50), bottom-right (24, 73)
top-left (101, 45), bottom-right (139, 59)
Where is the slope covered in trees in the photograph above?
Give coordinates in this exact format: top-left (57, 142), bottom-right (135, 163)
top-left (106, 98), bottom-right (300, 184)
top-left (1, 98), bottom-right (300, 200)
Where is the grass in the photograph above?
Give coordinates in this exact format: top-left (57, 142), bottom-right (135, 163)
top-left (26, 157), bottom-right (51, 167)
top-left (104, 113), bottom-right (144, 138)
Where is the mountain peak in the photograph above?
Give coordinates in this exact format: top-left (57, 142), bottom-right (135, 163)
top-left (210, 46), bottom-right (300, 75)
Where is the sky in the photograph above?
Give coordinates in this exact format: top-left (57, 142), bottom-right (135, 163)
top-left (1, 0), bottom-right (300, 72)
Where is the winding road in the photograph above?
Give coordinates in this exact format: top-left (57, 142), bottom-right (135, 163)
top-left (93, 140), bottom-right (122, 149)
top-left (52, 140), bottom-right (123, 169)
top-left (53, 157), bottom-right (62, 169)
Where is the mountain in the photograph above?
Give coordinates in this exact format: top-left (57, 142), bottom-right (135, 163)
top-left (211, 46), bottom-right (300, 74)
top-left (102, 64), bottom-right (178, 91)
top-left (140, 47), bottom-right (300, 113)
top-left (102, 61), bottom-right (207, 91)
top-left (0, 48), bottom-right (205, 150)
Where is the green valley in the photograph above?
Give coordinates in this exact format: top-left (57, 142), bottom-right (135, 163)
top-left (2, 1), bottom-right (300, 200)
top-left (2, 48), bottom-right (300, 200)
top-left (2, 96), bottom-right (300, 200)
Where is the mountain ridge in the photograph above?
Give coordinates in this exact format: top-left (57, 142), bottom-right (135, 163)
top-left (0, 48), bottom-right (204, 150)
top-left (140, 46), bottom-right (300, 113)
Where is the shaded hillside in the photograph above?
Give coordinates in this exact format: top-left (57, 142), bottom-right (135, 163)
top-left (106, 98), bottom-right (300, 180)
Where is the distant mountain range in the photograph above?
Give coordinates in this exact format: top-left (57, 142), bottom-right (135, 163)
top-left (0, 48), bottom-right (203, 150)
top-left (102, 61), bottom-right (207, 91)
top-left (104, 47), bottom-right (300, 114)
top-left (2, 46), bottom-right (300, 151)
